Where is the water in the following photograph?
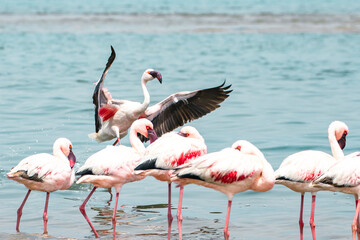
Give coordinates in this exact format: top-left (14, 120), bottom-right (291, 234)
top-left (1, 0), bottom-right (360, 239)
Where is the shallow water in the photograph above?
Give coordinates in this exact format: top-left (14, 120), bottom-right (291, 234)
top-left (2, 1), bottom-right (360, 239)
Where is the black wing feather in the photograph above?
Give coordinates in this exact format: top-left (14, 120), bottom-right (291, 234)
top-left (92, 46), bottom-right (116, 132)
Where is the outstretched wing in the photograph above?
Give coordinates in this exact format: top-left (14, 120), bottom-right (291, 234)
top-left (140, 81), bottom-right (232, 142)
top-left (92, 46), bottom-right (116, 132)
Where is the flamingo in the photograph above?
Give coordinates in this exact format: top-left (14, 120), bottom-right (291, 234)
top-left (274, 120), bottom-right (348, 240)
top-left (77, 118), bottom-right (157, 238)
top-left (7, 138), bottom-right (76, 235)
top-left (312, 153), bottom-right (360, 240)
top-left (89, 46), bottom-right (232, 145)
top-left (171, 140), bottom-right (275, 240)
top-left (134, 125), bottom-right (207, 240)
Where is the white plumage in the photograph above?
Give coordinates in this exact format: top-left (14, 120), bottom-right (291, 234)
top-left (274, 120), bottom-right (349, 240)
top-left (172, 140), bottom-right (275, 240)
top-left (7, 137), bottom-right (76, 234)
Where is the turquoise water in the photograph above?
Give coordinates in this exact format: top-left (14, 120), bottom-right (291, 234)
top-left (1, 1), bottom-right (360, 239)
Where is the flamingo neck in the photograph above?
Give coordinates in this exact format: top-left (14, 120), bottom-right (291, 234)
top-left (328, 127), bottom-right (344, 160)
top-left (139, 78), bottom-right (150, 113)
top-left (129, 128), bottom-right (146, 154)
top-left (251, 153), bottom-right (275, 192)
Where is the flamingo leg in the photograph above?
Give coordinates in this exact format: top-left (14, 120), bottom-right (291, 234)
top-left (352, 198), bottom-right (360, 240)
top-left (16, 189), bottom-right (31, 232)
top-left (167, 182), bottom-right (173, 240)
top-left (299, 193), bottom-right (305, 240)
top-left (355, 196), bottom-right (360, 239)
top-left (224, 200), bottom-right (232, 240)
top-left (43, 192), bottom-right (50, 235)
top-left (112, 192), bottom-right (120, 237)
top-left (309, 194), bottom-right (316, 240)
top-left (177, 186), bottom-right (184, 240)
top-left (79, 187), bottom-right (99, 238)
top-left (112, 139), bottom-right (120, 146)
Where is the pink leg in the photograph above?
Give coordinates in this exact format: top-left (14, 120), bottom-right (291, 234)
top-left (177, 186), bottom-right (184, 240)
top-left (112, 137), bottom-right (121, 146)
top-left (310, 194), bottom-right (316, 240)
top-left (168, 182), bottom-right (173, 240)
top-left (299, 193), bottom-right (305, 240)
top-left (43, 192), bottom-right (50, 235)
top-left (107, 188), bottom-right (113, 206)
top-left (16, 189), bottom-right (31, 232)
top-left (355, 197), bottom-right (360, 239)
top-left (79, 187), bottom-right (99, 238)
top-left (353, 198), bottom-right (360, 240)
top-left (224, 200), bottom-right (232, 240)
top-left (112, 192), bottom-right (120, 238)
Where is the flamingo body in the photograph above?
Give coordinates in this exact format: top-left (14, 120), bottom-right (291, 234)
top-left (7, 138), bottom-right (76, 234)
top-left (172, 140), bottom-right (275, 240)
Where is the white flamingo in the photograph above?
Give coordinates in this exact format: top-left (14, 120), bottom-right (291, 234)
top-left (77, 118), bottom-right (157, 238)
top-left (89, 46), bottom-right (232, 145)
top-left (7, 138), bottom-right (76, 235)
top-left (134, 125), bottom-right (207, 240)
top-left (274, 121), bottom-right (348, 240)
top-left (312, 152), bottom-right (360, 240)
top-left (171, 140), bottom-right (275, 240)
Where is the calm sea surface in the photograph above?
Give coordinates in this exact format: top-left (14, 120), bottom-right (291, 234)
top-left (2, 1), bottom-right (360, 239)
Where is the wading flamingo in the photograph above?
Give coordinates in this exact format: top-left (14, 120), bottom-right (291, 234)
top-left (274, 121), bottom-right (348, 240)
top-left (7, 138), bottom-right (76, 234)
top-left (312, 152), bottom-right (360, 240)
top-left (77, 118), bottom-right (157, 238)
top-left (89, 46), bottom-right (232, 145)
top-left (134, 126), bottom-right (207, 240)
top-left (171, 140), bottom-right (275, 240)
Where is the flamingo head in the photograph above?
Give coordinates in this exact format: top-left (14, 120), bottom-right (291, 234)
top-left (329, 121), bottom-right (349, 150)
top-left (178, 126), bottom-right (204, 142)
top-left (54, 138), bottom-right (76, 168)
top-left (132, 119), bottom-right (158, 143)
top-left (142, 69), bottom-right (162, 83)
top-left (232, 140), bottom-right (264, 158)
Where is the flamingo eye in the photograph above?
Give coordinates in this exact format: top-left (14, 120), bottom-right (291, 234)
top-left (235, 146), bottom-right (241, 151)
top-left (146, 126), bottom-right (150, 130)
top-left (344, 130), bottom-right (348, 135)
top-left (186, 133), bottom-right (190, 137)
top-left (69, 144), bottom-right (72, 150)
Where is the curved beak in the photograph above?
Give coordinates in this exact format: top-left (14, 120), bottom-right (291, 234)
top-left (177, 132), bottom-right (187, 137)
top-left (150, 71), bottom-right (162, 84)
top-left (68, 150), bottom-right (76, 168)
top-left (147, 128), bottom-right (158, 144)
top-left (337, 133), bottom-right (347, 150)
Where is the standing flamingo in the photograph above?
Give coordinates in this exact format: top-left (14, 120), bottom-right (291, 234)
top-left (89, 46), bottom-right (232, 145)
top-left (134, 126), bottom-right (207, 240)
top-left (77, 118), bottom-right (157, 238)
top-left (274, 121), bottom-right (348, 240)
top-left (7, 138), bottom-right (76, 234)
top-left (312, 152), bottom-right (360, 240)
top-left (171, 140), bottom-right (275, 240)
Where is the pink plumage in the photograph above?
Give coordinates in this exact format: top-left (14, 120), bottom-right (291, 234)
top-left (274, 121), bottom-right (349, 240)
top-left (76, 118), bottom-right (156, 238)
top-left (7, 137), bottom-right (76, 235)
top-left (171, 140), bottom-right (275, 240)
top-left (134, 125), bottom-right (207, 240)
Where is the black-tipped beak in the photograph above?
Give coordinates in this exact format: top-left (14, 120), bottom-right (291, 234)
top-left (68, 150), bottom-right (76, 168)
top-left (148, 128), bottom-right (158, 144)
top-left (150, 71), bottom-right (162, 84)
top-left (177, 132), bottom-right (187, 137)
top-left (338, 133), bottom-right (347, 150)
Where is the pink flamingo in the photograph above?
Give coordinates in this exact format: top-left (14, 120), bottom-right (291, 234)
top-left (171, 140), bottom-right (275, 240)
top-left (77, 118), bottom-right (157, 238)
top-left (274, 121), bottom-right (348, 240)
top-left (7, 138), bottom-right (76, 234)
top-left (89, 46), bottom-right (232, 145)
top-left (134, 126), bottom-right (207, 240)
top-left (312, 152), bottom-right (360, 240)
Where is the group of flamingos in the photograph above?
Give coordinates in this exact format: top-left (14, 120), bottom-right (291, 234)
top-left (7, 47), bottom-right (360, 240)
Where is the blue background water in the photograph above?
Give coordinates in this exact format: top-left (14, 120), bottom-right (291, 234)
top-left (1, 1), bottom-right (360, 239)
